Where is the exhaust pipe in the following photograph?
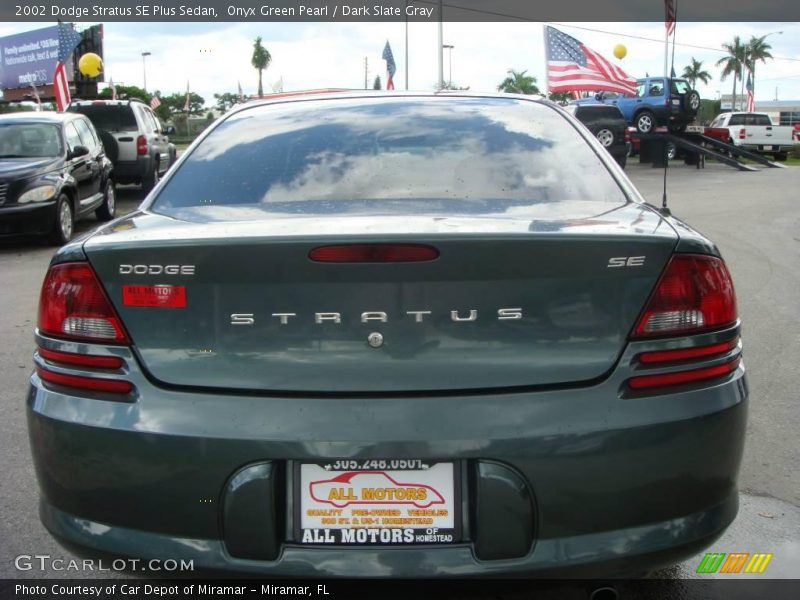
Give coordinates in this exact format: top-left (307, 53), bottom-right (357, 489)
top-left (589, 586), bottom-right (619, 600)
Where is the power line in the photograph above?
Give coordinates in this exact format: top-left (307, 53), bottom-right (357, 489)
top-left (551, 22), bottom-right (800, 63)
top-left (414, 1), bottom-right (800, 64)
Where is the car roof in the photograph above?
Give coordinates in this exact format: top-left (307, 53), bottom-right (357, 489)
top-left (0, 111), bottom-right (83, 125)
top-left (70, 99), bottom-right (143, 107)
top-left (226, 90), bottom-right (552, 118)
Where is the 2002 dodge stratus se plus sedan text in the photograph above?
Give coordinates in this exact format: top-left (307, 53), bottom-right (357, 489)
top-left (27, 92), bottom-right (747, 577)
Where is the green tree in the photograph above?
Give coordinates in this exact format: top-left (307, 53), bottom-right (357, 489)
top-left (155, 92), bottom-right (205, 120)
top-left (251, 36), bottom-right (272, 98)
top-left (497, 69), bottom-right (540, 95)
top-left (99, 84), bottom-right (149, 101)
top-left (681, 58), bottom-right (712, 90)
top-left (745, 35), bottom-right (773, 103)
top-left (213, 92), bottom-right (240, 113)
top-left (373, 75), bottom-right (382, 90)
top-left (548, 91), bottom-right (574, 105)
top-left (716, 36), bottom-right (746, 110)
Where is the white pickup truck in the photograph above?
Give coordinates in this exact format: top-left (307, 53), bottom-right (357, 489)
top-left (706, 112), bottom-right (797, 161)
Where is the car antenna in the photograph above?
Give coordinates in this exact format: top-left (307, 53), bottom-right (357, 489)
top-left (660, 27), bottom-right (680, 218)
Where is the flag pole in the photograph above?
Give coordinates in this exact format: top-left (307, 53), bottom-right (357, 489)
top-left (437, 0), bottom-right (443, 89)
top-left (405, 0), bottom-right (409, 90)
top-left (542, 24), bottom-right (549, 98)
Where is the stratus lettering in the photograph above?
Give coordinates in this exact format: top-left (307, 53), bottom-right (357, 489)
top-left (230, 309), bottom-right (523, 325)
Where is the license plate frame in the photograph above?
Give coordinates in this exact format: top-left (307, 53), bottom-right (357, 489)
top-left (293, 460), bottom-right (462, 546)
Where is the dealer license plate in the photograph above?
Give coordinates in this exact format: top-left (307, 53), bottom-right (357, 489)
top-left (763, 145), bottom-right (774, 151)
top-left (295, 460), bottom-right (460, 545)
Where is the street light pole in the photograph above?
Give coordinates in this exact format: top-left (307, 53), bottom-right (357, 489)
top-left (442, 45), bottom-right (454, 88)
top-left (437, 0), bottom-right (443, 90)
top-left (141, 51), bottom-right (151, 92)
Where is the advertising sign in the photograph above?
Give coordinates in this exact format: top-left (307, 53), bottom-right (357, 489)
top-left (0, 26), bottom-right (61, 90)
top-left (297, 460), bottom-right (459, 545)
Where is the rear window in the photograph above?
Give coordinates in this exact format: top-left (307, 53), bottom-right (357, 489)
top-left (151, 97), bottom-right (628, 221)
top-left (69, 104), bottom-right (137, 131)
top-left (575, 106), bottom-right (623, 122)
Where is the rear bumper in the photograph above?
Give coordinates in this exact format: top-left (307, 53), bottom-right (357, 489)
top-left (0, 200), bottom-right (57, 236)
top-left (27, 327), bottom-right (748, 577)
top-left (113, 157), bottom-right (153, 182)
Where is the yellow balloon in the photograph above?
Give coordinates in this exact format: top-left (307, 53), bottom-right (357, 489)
top-left (78, 53), bottom-right (103, 77)
top-left (613, 44), bottom-right (627, 60)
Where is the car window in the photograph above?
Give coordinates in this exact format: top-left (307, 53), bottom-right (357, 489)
top-left (728, 114), bottom-right (745, 126)
top-left (671, 80), bottom-right (690, 95)
top-left (635, 82), bottom-right (646, 97)
top-left (146, 109), bottom-right (161, 133)
top-left (151, 97), bottom-right (629, 222)
top-left (69, 104), bottom-right (137, 131)
top-left (73, 118), bottom-right (98, 150)
top-left (0, 123), bottom-right (63, 158)
top-left (64, 122), bottom-right (83, 151)
top-left (648, 81), bottom-right (665, 96)
top-left (747, 114), bottom-right (772, 126)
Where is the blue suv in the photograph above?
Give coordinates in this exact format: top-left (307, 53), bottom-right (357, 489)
top-left (574, 76), bottom-right (700, 134)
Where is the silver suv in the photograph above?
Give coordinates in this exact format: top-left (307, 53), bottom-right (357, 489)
top-left (68, 99), bottom-right (176, 192)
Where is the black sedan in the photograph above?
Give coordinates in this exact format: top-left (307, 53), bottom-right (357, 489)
top-left (0, 111), bottom-right (115, 245)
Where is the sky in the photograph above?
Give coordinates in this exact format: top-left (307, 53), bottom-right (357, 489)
top-left (2, 20), bottom-right (799, 108)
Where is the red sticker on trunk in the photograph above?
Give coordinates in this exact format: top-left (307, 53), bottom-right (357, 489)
top-left (122, 285), bottom-right (186, 308)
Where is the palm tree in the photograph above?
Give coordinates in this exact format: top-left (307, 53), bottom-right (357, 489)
top-left (681, 58), bottom-right (712, 90)
top-left (745, 35), bottom-right (774, 103)
top-left (251, 36), bottom-right (271, 98)
top-left (497, 69), bottom-right (540, 95)
top-left (716, 36), bottom-right (746, 110)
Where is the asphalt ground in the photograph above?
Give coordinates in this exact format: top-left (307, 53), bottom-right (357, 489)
top-left (0, 162), bottom-right (798, 592)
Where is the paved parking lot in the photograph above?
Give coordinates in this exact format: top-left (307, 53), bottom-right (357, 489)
top-left (0, 163), bottom-right (798, 586)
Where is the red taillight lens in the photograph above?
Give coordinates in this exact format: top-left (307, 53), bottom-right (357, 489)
top-left (38, 262), bottom-right (130, 344)
top-left (38, 347), bottom-right (124, 369)
top-left (624, 128), bottom-right (631, 143)
top-left (309, 244), bottom-right (439, 263)
top-left (628, 357), bottom-right (740, 390)
top-left (632, 255), bottom-right (737, 338)
top-left (136, 135), bottom-right (148, 156)
top-left (637, 338), bottom-right (738, 365)
top-left (36, 366), bottom-right (133, 394)
top-left (739, 128), bottom-right (746, 140)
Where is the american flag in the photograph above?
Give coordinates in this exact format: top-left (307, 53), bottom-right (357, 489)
top-left (545, 26), bottom-right (636, 96)
top-left (746, 71), bottom-right (755, 112)
top-left (150, 94), bottom-right (161, 109)
top-left (54, 22), bottom-right (83, 112)
top-left (382, 41), bottom-right (396, 90)
top-left (665, 0), bottom-right (677, 36)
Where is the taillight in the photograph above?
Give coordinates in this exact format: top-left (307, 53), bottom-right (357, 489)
top-left (36, 366), bottom-right (133, 394)
top-left (637, 338), bottom-right (738, 364)
top-left (136, 135), bottom-right (148, 156)
top-left (628, 358), bottom-right (740, 390)
top-left (738, 128), bottom-right (746, 140)
top-left (309, 244), bottom-right (439, 263)
top-left (38, 347), bottom-right (124, 369)
top-left (631, 254), bottom-right (737, 338)
top-left (38, 262), bottom-right (130, 344)
top-left (624, 128), bottom-right (631, 143)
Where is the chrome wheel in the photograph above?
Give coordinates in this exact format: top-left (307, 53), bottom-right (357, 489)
top-left (636, 113), bottom-right (654, 133)
top-left (59, 199), bottom-right (73, 240)
top-left (596, 129), bottom-right (614, 147)
top-left (106, 183), bottom-right (116, 215)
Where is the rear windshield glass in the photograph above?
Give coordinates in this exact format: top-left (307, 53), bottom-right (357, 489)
top-left (151, 97), bottom-right (628, 221)
top-left (69, 105), bottom-right (137, 131)
top-left (0, 123), bottom-right (63, 158)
